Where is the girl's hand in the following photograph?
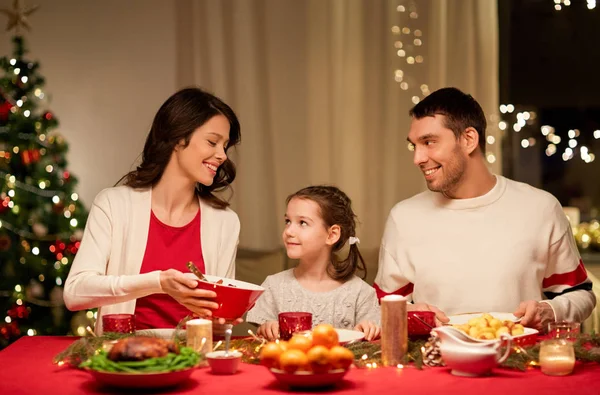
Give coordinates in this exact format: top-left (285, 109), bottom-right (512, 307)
top-left (257, 321), bottom-right (279, 341)
top-left (355, 321), bottom-right (381, 341)
top-left (214, 317), bottom-right (245, 325)
top-left (159, 269), bottom-right (219, 317)
top-left (212, 318), bottom-right (245, 336)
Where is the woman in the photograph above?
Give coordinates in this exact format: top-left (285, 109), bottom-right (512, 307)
top-left (64, 87), bottom-right (241, 333)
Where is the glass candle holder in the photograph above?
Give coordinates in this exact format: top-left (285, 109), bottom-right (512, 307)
top-left (102, 314), bottom-right (136, 334)
top-left (539, 339), bottom-right (575, 376)
top-left (548, 321), bottom-right (580, 341)
top-left (186, 318), bottom-right (213, 355)
top-left (278, 312), bottom-right (312, 340)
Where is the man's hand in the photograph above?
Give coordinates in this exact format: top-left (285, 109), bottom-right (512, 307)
top-left (257, 321), bottom-right (279, 341)
top-left (354, 321), bottom-right (381, 341)
top-left (408, 303), bottom-right (449, 326)
top-left (513, 300), bottom-right (555, 333)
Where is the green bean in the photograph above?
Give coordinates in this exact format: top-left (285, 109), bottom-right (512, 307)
top-left (80, 347), bottom-right (200, 373)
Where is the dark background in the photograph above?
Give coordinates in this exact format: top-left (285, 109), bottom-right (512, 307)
top-left (499, 0), bottom-right (600, 217)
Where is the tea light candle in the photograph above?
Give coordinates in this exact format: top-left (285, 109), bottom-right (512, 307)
top-left (548, 321), bottom-right (580, 341)
top-left (539, 339), bottom-right (575, 376)
top-left (102, 314), bottom-right (135, 334)
top-left (381, 295), bottom-right (408, 367)
top-left (278, 312), bottom-right (313, 341)
top-left (187, 318), bottom-right (213, 355)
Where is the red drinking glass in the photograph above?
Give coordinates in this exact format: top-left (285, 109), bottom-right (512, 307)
top-left (278, 312), bottom-right (312, 340)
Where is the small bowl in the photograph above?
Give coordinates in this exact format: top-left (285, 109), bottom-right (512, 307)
top-left (408, 311), bottom-right (436, 338)
top-left (187, 274), bottom-right (265, 320)
top-left (206, 350), bottom-right (242, 375)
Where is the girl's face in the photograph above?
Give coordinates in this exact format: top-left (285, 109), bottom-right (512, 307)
top-left (282, 197), bottom-right (339, 260)
top-left (172, 114), bottom-right (230, 186)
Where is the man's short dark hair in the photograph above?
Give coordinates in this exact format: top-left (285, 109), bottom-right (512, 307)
top-left (409, 87), bottom-right (487, 153)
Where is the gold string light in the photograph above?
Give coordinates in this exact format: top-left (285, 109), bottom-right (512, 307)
top-left (499, 104), bottom-right (596, 163)
top-left (554, 0), bottom-right (596, 11)
top-left (393, 2), bottom-right (429, 102)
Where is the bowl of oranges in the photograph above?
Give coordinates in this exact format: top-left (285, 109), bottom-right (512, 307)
top-left (259, 324), bottom-right (355, 389)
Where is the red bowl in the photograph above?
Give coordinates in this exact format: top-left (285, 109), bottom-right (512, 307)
top-left (407, 311), bottom-right (436, 337)
top-left (193, 274), bottom-right (265, 320)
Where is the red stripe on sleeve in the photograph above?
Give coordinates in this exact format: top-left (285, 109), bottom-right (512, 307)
top-left (542, 259), bottom-right (589, 289)
top-left (374, 282), bottom-right (414, 300)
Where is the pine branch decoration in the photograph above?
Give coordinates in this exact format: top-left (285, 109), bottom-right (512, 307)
top-left (54, 332), bottom-right (600, 371)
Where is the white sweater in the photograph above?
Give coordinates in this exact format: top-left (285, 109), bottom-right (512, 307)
top-left (64, 186), bottom-right (240, 333)
top-left (374, 175), bottom-right (596, 323)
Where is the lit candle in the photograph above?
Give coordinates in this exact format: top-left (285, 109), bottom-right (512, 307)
top-left (539, 339), bottom-right (575, 376)
top-left (186, 318), bottom-right (213, 355)
top-left (381, 295), bottom-right (408, 367)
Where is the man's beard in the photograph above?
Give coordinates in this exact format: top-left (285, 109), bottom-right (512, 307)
top-left (427, 149), bottom-right (466, 196)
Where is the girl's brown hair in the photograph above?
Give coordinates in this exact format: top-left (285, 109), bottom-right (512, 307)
top-left (286, 185), bottom-right (366, 282)
top-left (118, 87), bottom-right (241, 209)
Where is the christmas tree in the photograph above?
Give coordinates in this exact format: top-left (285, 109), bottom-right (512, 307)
top-left (0, 1), bottom-right (89, 348)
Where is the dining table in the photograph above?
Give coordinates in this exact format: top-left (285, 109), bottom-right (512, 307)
top-left (0, 336), bottom-right (598, 395)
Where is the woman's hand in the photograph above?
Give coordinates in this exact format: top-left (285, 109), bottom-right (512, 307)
top-left (354, 321), bottom-right (381, 341)
top-left (159, 269), bottom-right (219, 317)
top-left (257, 321), bottom-right (279, 341)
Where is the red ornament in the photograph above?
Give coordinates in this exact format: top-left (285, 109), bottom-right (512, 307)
top-left (9, 321), bottom-right (20, 337)
top-left (7, 305), bottom-right (29, 320)
top-left (0, 322), bottom-right (21, 340)
top-left (63, 171), bottom-right (70, 180)
top-left (20, 149), bottom-right (41, 165)
top-left (0, 235), bottom-right (10, 251)
top-left (0, 101), bottom-right (13, 121)
top-left (67, 242), bottom-right (79, 255)
top-left (44, 112), bottom-right (53, 120)
top-left (52, 201), bottom-right (65, 214)
top-left (0, 324), bottom-right (9, 340)
top-left (0, 197), bottom-right (9, 214)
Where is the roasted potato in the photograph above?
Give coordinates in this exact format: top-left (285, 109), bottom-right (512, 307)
top-left (452, 314), bottom-right (526, 340)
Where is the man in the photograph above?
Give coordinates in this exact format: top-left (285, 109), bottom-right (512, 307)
top-left (374, 87), bottom-right (596, 331)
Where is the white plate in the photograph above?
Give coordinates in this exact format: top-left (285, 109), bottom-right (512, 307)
top-left (335, 328), bottom-right (365, 345)
top-left (136, 327), bottom-right (365, 344)
top-left (135, 328), bottom-right (185, 340)
top-left (447, 312), bottom-right (520, 325)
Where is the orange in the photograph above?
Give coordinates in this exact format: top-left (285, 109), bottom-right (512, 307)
top-left (259, 342), bottom-right (285, 369)
top-left (287, 335), bottom-right (313, 353)
top-left (311, 324), bottom-right (339, 349)
top-left (329, 346), bottom-right (354, 370)
top-left (279, 349), bottom-right (308, 373)
top-left (276, 340), bottom-right (289, 352)
top-left (306, 345), bottom-right (331, 373)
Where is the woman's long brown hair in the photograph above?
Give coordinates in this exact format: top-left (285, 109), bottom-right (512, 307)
top-left (118, 87), bottom-right (241, 209)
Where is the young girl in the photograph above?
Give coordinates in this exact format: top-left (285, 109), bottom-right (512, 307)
top-left (64, 87), bottom-right (242, 333)
top-left (246, 186), bottom-right (381, 341)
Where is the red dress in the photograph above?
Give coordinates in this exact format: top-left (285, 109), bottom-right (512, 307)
top-left (134, 209), bottom-right (205, 329)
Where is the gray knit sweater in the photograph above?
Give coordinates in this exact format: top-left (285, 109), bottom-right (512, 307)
top-left (246, 269), bottom-right (381, 329)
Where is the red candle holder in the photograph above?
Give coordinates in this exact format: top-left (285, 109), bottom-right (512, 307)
top-left (407, 311), bottom-right (436, 339)
top-left (278, 312), bottom-right (312, 341)
top-left (102, 314), bottom-right (136, 334)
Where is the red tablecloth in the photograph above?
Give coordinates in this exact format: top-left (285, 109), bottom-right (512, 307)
top-left (0, 336), bottom-right (598, 395)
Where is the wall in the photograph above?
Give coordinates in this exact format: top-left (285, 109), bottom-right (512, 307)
top-left (0, 0), bottom-right (177, 205)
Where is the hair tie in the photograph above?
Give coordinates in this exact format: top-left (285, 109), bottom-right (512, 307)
top-left (348, 236), bottom-right (360, 245)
